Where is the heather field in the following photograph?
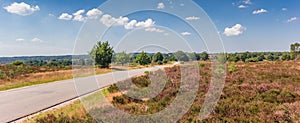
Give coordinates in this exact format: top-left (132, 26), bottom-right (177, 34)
top-left (26, 61), bottom-right (300, 123)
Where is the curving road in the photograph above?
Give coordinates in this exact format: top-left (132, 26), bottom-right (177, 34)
top-left (0, 66), bottom-right (165, 122)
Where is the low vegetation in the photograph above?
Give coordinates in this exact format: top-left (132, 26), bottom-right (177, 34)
top-left (26, 61), bottom-right (300, 122)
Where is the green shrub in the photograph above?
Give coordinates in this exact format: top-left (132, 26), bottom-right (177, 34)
top-left (0, 70), bottom-right (7, 79)
top-left (228, 63), bottom-right (237, 73)
top-left (112, 96), bottom-right (126, 104)
top-left (198, 62), bottom-right (205, 67)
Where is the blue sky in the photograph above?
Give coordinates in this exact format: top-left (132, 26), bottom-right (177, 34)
top-left (0, 0), bottom-right (299, 56)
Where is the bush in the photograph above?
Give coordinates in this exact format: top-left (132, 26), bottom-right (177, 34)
top-left (228, 63), bottom-right (237, 73)
top-left (135, 51), bottom-right (151, 65)
top-left (12, 60), bottom-right (24, 66)
top-left (198, 62), bottom-right (205, 67)
top-left (0, 70), bottom-right (7, 79)
top-left (157, 61), bottom-right (163, 65)
top-left (112, 96), bottom-right (126, 104)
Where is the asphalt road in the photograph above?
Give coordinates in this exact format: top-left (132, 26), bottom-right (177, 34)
top-left (0, 66), bottom-right (164, 122)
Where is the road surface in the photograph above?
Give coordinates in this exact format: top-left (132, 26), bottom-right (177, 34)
top-left (0, 66), bottom-right (165, 122)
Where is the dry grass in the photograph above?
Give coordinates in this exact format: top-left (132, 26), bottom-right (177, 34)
top-left (0, 68), bottom-right (111, 91)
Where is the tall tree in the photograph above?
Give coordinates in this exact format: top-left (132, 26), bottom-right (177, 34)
top-left (152, 52), bottom-right (164, 63)
top-left (290, 43), bottom-right (300, 60)
top-left (90, 41), bottom-right (114, 68)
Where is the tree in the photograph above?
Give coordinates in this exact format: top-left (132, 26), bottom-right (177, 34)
top-left (174, 51), bottom-right (189, 62)
top-left (135, 51), bottom-right (151, 65)
top-left (266, 54), bottom-right (274, 61)
top-left (200, 51), bottom-right (209, 61)
top-left (152, 52), bottom-right (164, 63)
top-left (188, 52), bottom-right (200, 61)
top-left (281, 53), bottom-right (291, 61)
top-left (290, 43), bottom-right (300, 60)
top-left (12, 60), bottom-right (24, 66)
top-left (90, 41), bottom-right (114, 68)
top-left (115, 51), bottom-right (132, 66)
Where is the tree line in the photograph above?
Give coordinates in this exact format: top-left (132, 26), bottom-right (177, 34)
top-left (3, 41), bottom-right (298, 68)
top-left (90, 41), bottom-right (300, 68)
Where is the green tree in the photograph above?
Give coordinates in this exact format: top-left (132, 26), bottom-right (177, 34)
top-left (115, 51), bottom-right (132, 66)
top-left (174, 51), bottom-right (189, 62)
top-left (152, 52), bottom-right (164, 63)
top-left (290, 43), bottom-right (300, 60)
top-left (281, 53), bottom-right (291, 61)
top-left (90, 41), bottom-right (114, 68)
top-left (266, 54), bottom-right (274, 61)
top-left (200, 51), bottom-right (209, 61)
top-left (135, 51), bottom-right (151, 65)
top-left (12, 60), bottom-right (24, 66)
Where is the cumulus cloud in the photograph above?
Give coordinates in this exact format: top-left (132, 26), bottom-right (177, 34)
top-left (100, 14), bottom-right (129, 27)
top-left (181, 32), bottom-right (191, 36)
top-left (31, 38), bottom-right (43, 43)
top-left (3, 2), bottom-right (40, 16)
top-left (238, 5), bottom-right (247, 9)
top-left (287, 17), bottom-right (297, 23)
top-left (16, 38), bottom-right (25, 42)
top-left (86, 8), bottom-right (103, 19)
top-left (185, 16), bottom-right (200, 21)
top-left (223, 24), bottom-right (246, 36)
top-left (145, 28), bottom-right (164, 33)
top-left (135, 19), bottom-right (155, 28)
top-left (124, 20), bottom-right (137, 30)
top-left (243, 0), bottom-right (252, 5)
top-left (73, 9), bottom-right (85, 22)
top-left (58, 13), bottom-right (72, 20)
top-left (157, 3), bottom-right (165, 9)
top-left (252, 9), bottom-right (267, 15)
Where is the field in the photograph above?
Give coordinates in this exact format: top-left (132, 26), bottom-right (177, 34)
top-left (24, 61), bottom-right (300, 122)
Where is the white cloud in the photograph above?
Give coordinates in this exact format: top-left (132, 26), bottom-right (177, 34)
top-left (282, 8), bottom-right (287, 11)
top-left (100, 14), bottom-right (155, 30)
top-left (157, 3), bottom-right (165, 9)
top-left (100, 14), bottom-right (129, 27)
top-left (86, 8), bottom-right (103, 19)
top-left (287, 17), bottom-right (297, 23)
top-left (16, 38), bottom-right (25, 42)
top-left (31, 38), bottom-right (43, 43)
top-left (223, 24), bottom-right (246, 36)
top-left (180, 3), bottom-right (184, 6)
top-left (3, 2), bottom-right (40, 16)
top-left (145, 28), bottom-right (164, 33)
top-left (181, 32), bottom-right (191, 36)
top-left (238, 5), bottom-right (247, 9)
top-left (58, 13), bottom-right (72, 20)
top-left (185, 16), bottom-right (200, 21)
top-left (124, 20), bottom-right (137, 29)
top-left (73, 9), bottom-right (85, 22)
top-left (243, 0), bottom-right (252, 5)
top-left (135, 19), bottom-right (155, 28)
top-left (252, 9), bottom-right (267, 15)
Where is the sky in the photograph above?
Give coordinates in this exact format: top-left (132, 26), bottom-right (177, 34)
top-left (0, 0), bottom-right (299, 56)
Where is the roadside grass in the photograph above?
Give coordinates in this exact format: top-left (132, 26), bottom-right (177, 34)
top-left (24, 61), bottom-right (300, 122)
top-left (0, 68), bottom-right (111, 91)
top-left (0, 63), bottom-right (174, 91)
